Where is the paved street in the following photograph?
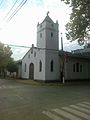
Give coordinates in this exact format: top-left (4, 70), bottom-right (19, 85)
top-left (0, 79), bottom-right (90, 120)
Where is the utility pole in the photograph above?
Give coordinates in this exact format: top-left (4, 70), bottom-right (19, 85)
top-left (61, 33), bottom-right (63, 51)
top-left (61, 33), bottom-right (65, 84)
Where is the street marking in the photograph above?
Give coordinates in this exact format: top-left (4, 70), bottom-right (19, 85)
top-left (42, 111), bottom-right (64, 120)
top-left (77, 103), bottom-right (90, 109)
top-left (53, 108), bottom-right (82, 120)
top-left (62, 106), bottom-right (90, 120)
top-left (70, 105), bottom-right (90, 114)
top-left (42, 102), bottom-right (90, 120)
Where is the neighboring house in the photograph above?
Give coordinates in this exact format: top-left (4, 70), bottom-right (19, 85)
top-left (6, 71), bottom-right (17, 78)
top-left (60, 51), bottom-right (90, 82)
top-left (17, 13), bottom-right (90, 82)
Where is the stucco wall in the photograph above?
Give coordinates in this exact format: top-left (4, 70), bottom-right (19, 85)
top-left (45, 50), bottom-right (60, 81)
top-left (34, 49), bottom-right (46, 81)
top-left (64, 57), bottom-right (90, 80)
top-left (22, 48), bottom-right (46, 80)
top-left (37, 20), bottom-right (59, 50)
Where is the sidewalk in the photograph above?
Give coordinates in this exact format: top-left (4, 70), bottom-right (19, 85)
top-left (15, 79), bottom-right (63, 86)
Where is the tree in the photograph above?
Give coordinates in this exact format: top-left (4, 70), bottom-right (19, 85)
top-left (0, 42), bottom-right (12, 77)
top-left (61, 0), bottom-right (90, 44)
top-left (6, 61), bottom-right (18, 73)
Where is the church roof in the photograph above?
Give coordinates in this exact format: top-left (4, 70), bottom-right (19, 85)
top-left (43, 15), bottom-right (54, 23)
top-left (42, 12), bottom-right (54, 23)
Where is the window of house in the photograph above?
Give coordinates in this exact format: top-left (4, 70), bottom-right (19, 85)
top-left (39, 60), bottom-right (42, 72)
top-left (80, 64), bottom-right (82, 72)
top-left (25, 63), bottom-right (26, 72)
top-left (51, 60), bottom-right (54, 72)
top-left (73, 63), bottom-right (83, 73)
top-left (73, 64), bottom-right (75, 72)
top-left (76, 62), bottom-right (79, 72)
top-left (51, 32), bottom-right (53, 38)
top-left (40, 33), bottom-right (42, 38)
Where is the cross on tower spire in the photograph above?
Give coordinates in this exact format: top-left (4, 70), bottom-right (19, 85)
top-left (47, 11), bottom-right (50, 16)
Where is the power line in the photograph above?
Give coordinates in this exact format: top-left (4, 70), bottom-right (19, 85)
top-left (4, 44), bottom-right (60, 52)
top-left (4, 44), bottom-right (30, 48)
top-left (2, 0), bottom-right (19, 22)
top-left (0, 0), bottom-right (3, 7)
top-left (7, 0), bottom-right (28, 22)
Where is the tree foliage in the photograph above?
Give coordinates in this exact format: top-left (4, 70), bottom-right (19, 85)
top-left (0, 42), bottom-right (12, 72)
top-left (61, 0), bottom-right (90, 43)
top-left (6, 61), bottom-right (18, 73)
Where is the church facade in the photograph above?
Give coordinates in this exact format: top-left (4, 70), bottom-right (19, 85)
top-left (18, 13), bottom-right (90, 82)
top-left (18, 13), bottom-right (60, 81)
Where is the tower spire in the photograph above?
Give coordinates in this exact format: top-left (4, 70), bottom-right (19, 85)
top-left (47, 11), bottom-right (50, 16)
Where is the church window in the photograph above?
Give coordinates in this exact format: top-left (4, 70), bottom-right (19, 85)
top-left (31, 49), bottom-right (33, 54)
top-left (39, 60), bottom-right (42, 72)
top-left (25, 63), bottom-right (26, 72)
top-left (40, 33), bottom-right (42, 38)
top-left (34, 52), bottom-right (36, 57)
top-left (51, 24), bottom-right (54, 27)
top-left (40, 24), bottom-right (42, 28)
top-left (28, 54), bottom-right (30, 58)
top-left (50, 60), bottom-right (54, 72)
top-left (51, 32), bottom-right (53, 38)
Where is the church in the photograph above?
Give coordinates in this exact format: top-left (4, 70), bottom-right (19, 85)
top-left (17, 13), bottom-right (90, 82)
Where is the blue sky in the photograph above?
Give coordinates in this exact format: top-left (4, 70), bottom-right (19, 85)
top-left (0, 0), bottom-right (83, 60)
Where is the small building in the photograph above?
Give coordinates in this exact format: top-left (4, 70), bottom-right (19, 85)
top-left (60, 51), bottom-right (90, 82)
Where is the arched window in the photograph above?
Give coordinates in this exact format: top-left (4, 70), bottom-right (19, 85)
top-left (39, 60), bottom-right (42, 72)
top-left (40, 33), bottom-right (42, 38)
top-left (28, 54), bottom-right (30, 58)
top-left (51, 60), bottom-right (54, 72)
top-left (51, 32), bottom-right (53, 38)
top-left (25, 63), bottom-right (26, 72)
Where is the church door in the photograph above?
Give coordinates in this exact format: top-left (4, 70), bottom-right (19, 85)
top-left (29, 63), bottom-right (34, 80)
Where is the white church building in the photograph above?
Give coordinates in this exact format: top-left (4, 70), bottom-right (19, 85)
top-left (17, 13), bottom-right (90, 82)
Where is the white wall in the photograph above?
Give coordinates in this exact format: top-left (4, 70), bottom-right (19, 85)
top-left (64, 58), bottom-right (90, 80)
top-left (37, 22), bottom-right (46, 49)
top-left (37, 19), bottom-right (59, 50)
top-left (22, 48), bottom-right (37, 79)
top-left (34, 49), bottom-right (46, 81)
top-left (45, 50), bottom-right (60, 81)
top-left (22, 48), bottom-right (46, 80)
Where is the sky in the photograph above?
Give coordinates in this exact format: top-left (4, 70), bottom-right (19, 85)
top-left (0, 0), bottom-right (83, 60)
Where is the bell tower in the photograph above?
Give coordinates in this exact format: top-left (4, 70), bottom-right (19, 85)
top-left (37, 12), bottom-right (59, 50)
top-left (36, 12), bottom-right (60, 81)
